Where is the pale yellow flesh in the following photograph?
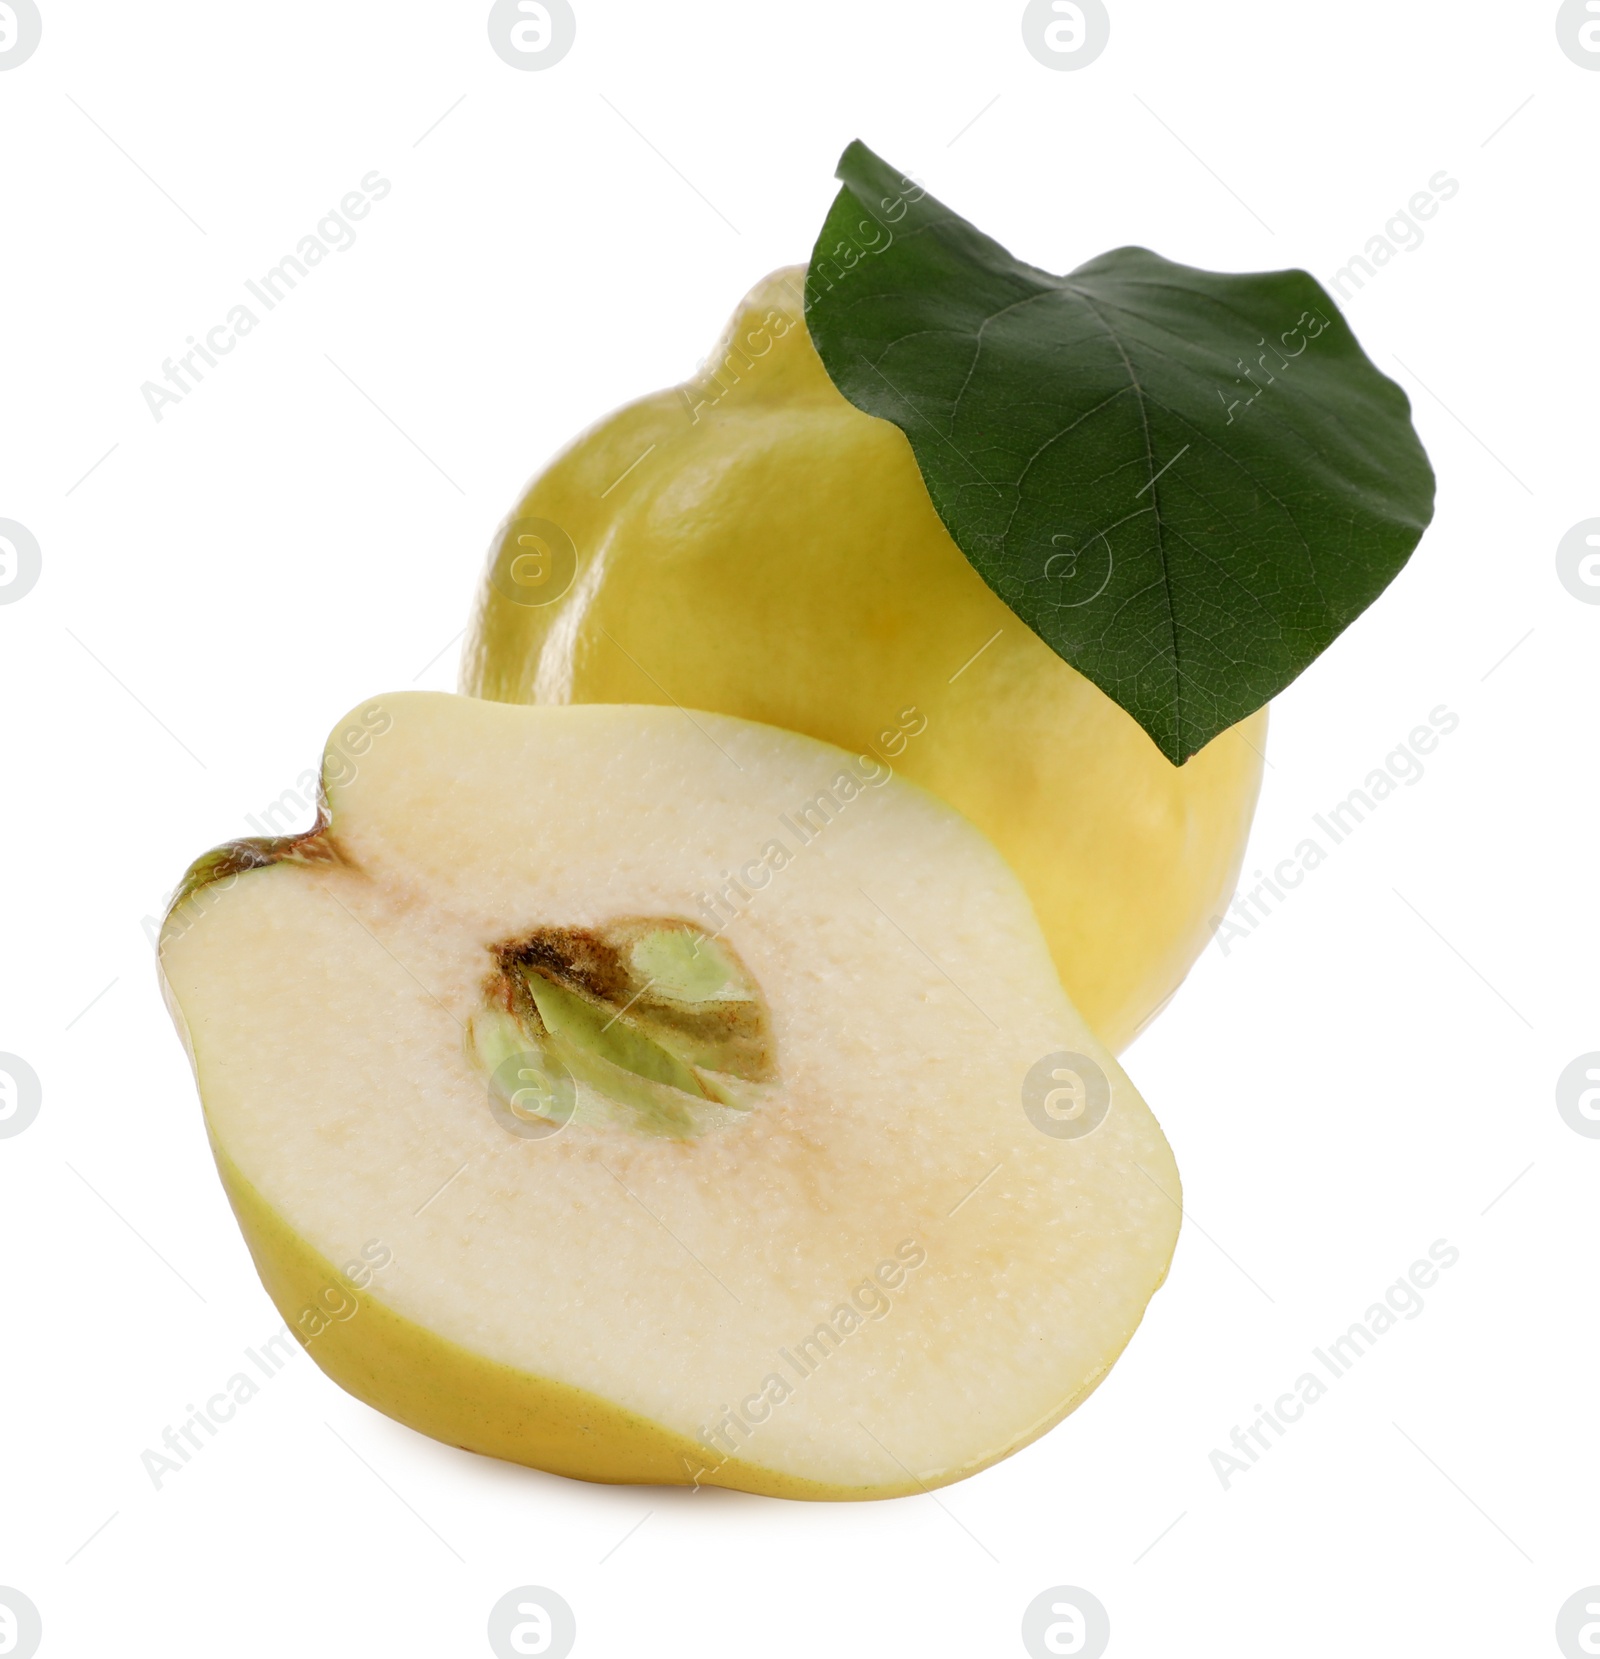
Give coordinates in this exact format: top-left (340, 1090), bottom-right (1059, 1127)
top-left (210, 1139), bottom-right (898, 1499)
top-left (462, 266), bottom-right (1266, 1051)
top-left (160, 693), bottom-right (1181, 1497)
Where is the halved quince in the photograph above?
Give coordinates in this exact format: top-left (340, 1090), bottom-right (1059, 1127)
top-left (159, 692), bottom-right (1180, 1498)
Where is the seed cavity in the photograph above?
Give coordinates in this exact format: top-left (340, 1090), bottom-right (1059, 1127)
top-left (468, 919), bottom-right (775, 1139)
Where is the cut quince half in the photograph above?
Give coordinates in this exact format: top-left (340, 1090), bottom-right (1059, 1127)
top-left (159, 692), bottom-right (1180, 1498)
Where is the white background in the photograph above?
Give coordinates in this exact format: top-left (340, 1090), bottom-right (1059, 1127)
top-left (2, 2), bottom-right (1596, 1654)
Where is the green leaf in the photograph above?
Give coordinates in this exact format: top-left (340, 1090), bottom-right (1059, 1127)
top-left (804, 140), bottom-right (1436, 763)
